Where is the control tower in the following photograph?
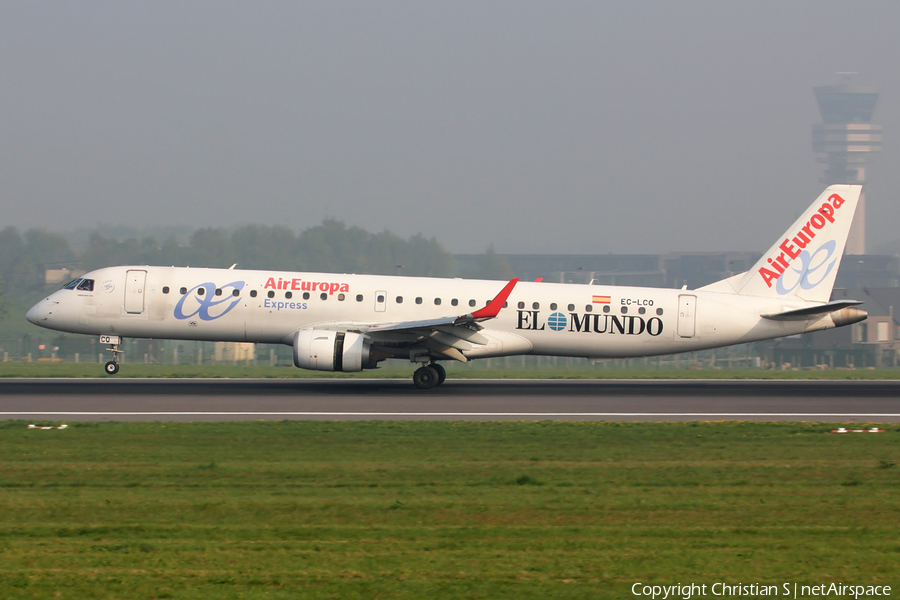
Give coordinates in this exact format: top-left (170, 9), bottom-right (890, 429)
top-left (812, 80), bottom-right (880, 254)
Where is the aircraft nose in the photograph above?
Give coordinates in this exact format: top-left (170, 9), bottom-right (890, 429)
top-left (26, 299), bottom-right (50, 325)
top-left (26, 303), bottom-right (40, 325)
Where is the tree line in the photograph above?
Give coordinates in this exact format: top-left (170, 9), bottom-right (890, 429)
top-left (0, 220), bottom-right (514, 298)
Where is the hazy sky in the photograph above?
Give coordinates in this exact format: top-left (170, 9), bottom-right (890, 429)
top-left (3, 1), bottom-right (899, 254)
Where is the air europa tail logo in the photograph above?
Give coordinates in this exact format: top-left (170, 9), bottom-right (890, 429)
top-left (264, 277), bottom-right (349, 295)
top-left (758, 193), bottom-right (845, 290)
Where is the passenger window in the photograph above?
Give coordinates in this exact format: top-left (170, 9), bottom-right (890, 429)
top-left (285, 291), bottom-right (292, 299)
top-left (162, 286), bottom-right (170, 294)
top-left (267, 291), bottom-right (275, 298)
top-left (503, 301), bottom-right (508, 308)
top-left (656, 308), bottom-right (664, 315)
top-left (197, 287), bottom-right (205, 296)
top-left (584, 305), bottom-right (592, 312)
top-left (451, 299), bottom-right (458, 306)
top-left (215, 288), bottom-right (223, 296)
top-left (621, 306), bottom-right (627, 314)
top-left (250, 290), bottom-right (257, 298)
top-left (434, 298), bottom-right (441, 305)
top-left (603, 305), bottom-right (610, 313)
top-left (63, 279), bottom-right (80, 290)
top-left (180, 287), bottom-right (187, 295)
top-left (550, 303), bottom-right (557, 310)
top-left (377, 294), bottom-right (385, 303)
top-left (303, 292), bottom-right (310, 300)
top-left (338, 293), bottom-right (345, 301)
top-left (320, 292), bottom-right (327, 300)
top-left (469, 299), bottom-right (476, 307)
top-left (356, 295), bottom-right (363, 302)
top-left (568, 304), bottom-right (575, 312)
top-left (415, 297), bottom-right (423, 305)
top-left (532, 302), bottom-right (540, 310)
top-left (638, 307), bottom-right (646, 315)
top-left (517, 301), bottom-right (525, 309)
top-left (232, 289), bottom-right (240, 297)
top-left (76, 279), bottom-right (94, 291)
top-left (396, 296), bottom-right (403, 304)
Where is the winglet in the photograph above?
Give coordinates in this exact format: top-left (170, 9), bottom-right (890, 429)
top-left (470, 278), bottom-right (518, 320)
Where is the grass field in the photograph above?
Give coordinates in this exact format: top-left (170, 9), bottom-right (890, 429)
top-left (4, 361), bottom-right (900, 380)
top-left (0, 420), bottom-right (897, 599)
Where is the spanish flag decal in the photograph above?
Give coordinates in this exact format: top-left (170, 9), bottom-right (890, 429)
top-left (592, 295), bottom-right (611, 304)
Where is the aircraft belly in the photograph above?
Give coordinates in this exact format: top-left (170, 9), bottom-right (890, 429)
top-left (535, 335), bottom-right (676, 359)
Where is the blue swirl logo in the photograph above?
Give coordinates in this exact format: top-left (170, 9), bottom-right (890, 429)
top-left (776, 240), bottom-right (837, 296)
top-left (174, 281), bottom-right (245, 321)
top-left (548, 312), bottom-right (567, 331)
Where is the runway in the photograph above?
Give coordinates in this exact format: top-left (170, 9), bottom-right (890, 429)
top-left (1, 378), bottom-right (898, 422)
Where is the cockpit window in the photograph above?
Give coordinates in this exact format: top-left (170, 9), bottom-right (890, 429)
top-left (76, 279), bottom-right (94, 291)
top-left (63, 279), bottom-right (81, 290)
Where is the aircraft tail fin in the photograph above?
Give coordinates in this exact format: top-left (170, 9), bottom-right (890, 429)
top-left (700, 185), bottom-right (862, 303)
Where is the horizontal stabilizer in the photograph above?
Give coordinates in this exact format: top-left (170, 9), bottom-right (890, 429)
top-left (762, 300), bottom-right (864, 321)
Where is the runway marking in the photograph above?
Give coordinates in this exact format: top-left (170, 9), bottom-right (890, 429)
top-left (2, 412), bottom-right (899, 417)
top-left (5, 377), bottom-right (900, 384)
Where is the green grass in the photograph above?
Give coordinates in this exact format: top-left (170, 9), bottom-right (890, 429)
top-left (0, 421), bottom-right (897, 598)
top-left (4, 361), bottom-right (900, 379)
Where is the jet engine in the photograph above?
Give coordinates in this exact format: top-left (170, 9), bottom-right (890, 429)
top-left (292, 329), bottom-right (379, 372)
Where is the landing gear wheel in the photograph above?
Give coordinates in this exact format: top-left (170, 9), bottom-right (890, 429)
top-left (104, 361), bottom-right (119, 375)
top-left (431, 363), bottom-right (446, 385)
top-left (413, 365), bottom-right (440, 389)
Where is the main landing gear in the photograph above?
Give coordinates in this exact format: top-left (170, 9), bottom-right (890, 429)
top-left (413, 363), bottom-right (447, 389)
top-left (100, 335), bottom-right (123, 376)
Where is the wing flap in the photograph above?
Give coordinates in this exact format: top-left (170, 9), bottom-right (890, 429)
top-left (434, 325), bottom-right (489, 345)
top-left (425, 340), bottom-right (469, 362)
top-left (429, 331), bottom-right (474, 351)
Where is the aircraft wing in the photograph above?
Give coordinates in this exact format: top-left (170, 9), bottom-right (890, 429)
top-left (367, 278), bottom-right (518, 333)
top-left (313, 278), bottom-right (518, 362)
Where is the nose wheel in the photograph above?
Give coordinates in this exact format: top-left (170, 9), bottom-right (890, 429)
top-left (100, 335), bottom-right (123, 375)
top-left (413, 363), bottom-right (446, 389)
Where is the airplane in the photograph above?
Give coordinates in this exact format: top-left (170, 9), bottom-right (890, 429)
top-left (26, 185), bottom-right (867, 389)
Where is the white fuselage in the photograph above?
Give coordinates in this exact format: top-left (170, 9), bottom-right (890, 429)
top-left (27, 265), bottom-right (840, 361)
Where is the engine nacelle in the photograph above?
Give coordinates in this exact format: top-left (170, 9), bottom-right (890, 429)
top-left (292, 329), bottom-right (377, 372)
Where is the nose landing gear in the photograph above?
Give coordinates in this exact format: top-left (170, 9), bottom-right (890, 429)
top-left (413, 363), bottom-right (447, 389)
top-left (100, 335), bottom-right (123, 376)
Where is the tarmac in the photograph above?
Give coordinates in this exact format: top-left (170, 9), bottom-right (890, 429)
top-left (1, 378), bottom-right (898, 422)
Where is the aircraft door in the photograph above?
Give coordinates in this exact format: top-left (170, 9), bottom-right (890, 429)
top-left (374, 290), bottom-right (387, 312)
top-left (124, 270), bottom-right (147, 314)
top-left (677, 294), bottom-right (696, 338)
